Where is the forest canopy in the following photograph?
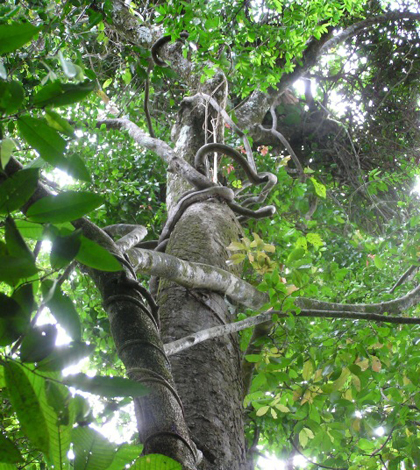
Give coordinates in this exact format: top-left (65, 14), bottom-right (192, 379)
top-left (1, 0), bottom-right (420, 469)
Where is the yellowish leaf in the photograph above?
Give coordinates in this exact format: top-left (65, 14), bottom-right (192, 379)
top-left (256, 406), bottom-right (269, 417)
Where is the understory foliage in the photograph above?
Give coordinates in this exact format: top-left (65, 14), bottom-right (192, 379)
top-left (1, 0), bottom-right (420, 469)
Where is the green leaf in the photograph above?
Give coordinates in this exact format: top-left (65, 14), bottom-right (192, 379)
top-left (306, 232), bottom-right (324, 248)
top-left (33, 81), bottom-right (95, 108)
top-left (76, 236), bottom-right (122, 272)
top-left (104, 444), bottom-right (144, 470)
top-left (5, 216), bottom-right (34, 260)
top-left (310, 177), bottom-right (326, 198)
top-left (60, 154), bottom-right (91, 182)
top-left (0, 168), bottom-right (39, 214)
top-left (130, 454), bottom-right (182, 470)
top-left (0, 23), bottom-right (40, 54)
top-left (4, 361), bottom-right (50, 453)
top-left (20, 325), bottom-right (57, 363)
top-left (38, 343), bottom-right (94, 371)
top-left (72, 427), bottom-right (116, 470)
top-left (302, 360), bottom-right (314, 381)
top-left (46, 286), bottom-right (81, 341)
top-left (0, 138), bottom-right (16, 168)
top-left (14, 220), bottom-right (44, 240)
top-left (63, 373), bottom-right (149, 398)
top-left (12, 283), bottom-right (36, 318)
top-left (0, 433), bottom-right (23, 464)
top-left (244, 354), bottom-right (261, 363)
top-left (0, 81), bottom-right (24, 115)
top-left (323, 367), bottom-right (350, 393)
top-left (374, 256), bottom-right (385, 269)
top-left (17, 115), bottom-right (67, 167)
top-left (45, 110), bottom-right (75, 137)
top-left (50, 229), bottom-right (82, 269)
top-left (287, 248), bottom-right (305, 264)
top-left (0, 294), bottom-right (30, 346)
top-left (0, 255), bottom-right (38, 286)
top-left (27, 191), bottom-right (103, 223)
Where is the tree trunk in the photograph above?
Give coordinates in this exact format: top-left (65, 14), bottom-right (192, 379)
top-left (157, 101), bottom-right (250, 469)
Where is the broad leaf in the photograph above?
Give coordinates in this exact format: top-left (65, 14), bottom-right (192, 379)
top-left (27, 191), bottom-right (103, 223)
top-left (50, 229), bottom-right (82, 269)
top-left (0, 254), bottom-right (38, 286)
top-left (0, 23), bottom-right (39, 54)
top-left (76, 236), bottom-right (122, 272)
top-left (44, 283), bottom-right (81, 341)
top-left (0, 294), bottom-right (30, 346)
top-left (63, 373), bottom-right (149, 398)
top-left (17, 115), bottom-right (67, 167)
top-left (0, 168), bottom-right (39, 214)
top-left (5, 216), bottom-right (34, 260)
top-left (37, 343), bottom-right (94, 371)
top-left (20, 325), bottom-right (58, 363)
top-left (72, 427), bottom-right (116, 470)
top-left (45, 110), bottom-right (75, 137)
top-left (0, 138), bottom-right (16, 168)
top-left (0, 433), bottom-right (23, 464)
top-left (104, 444), bottom-right (144, 470)
top-left (0, 81), bottom-right (24, 115)
top-left (33, 81), bottom-right (95, 108)
top-left (4, 362), bottom-right (50, 453)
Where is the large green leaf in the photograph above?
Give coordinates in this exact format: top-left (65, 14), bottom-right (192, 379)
top-left (63, 373), bottom-right (149, 398)
top-left (17, 115), bottom-right (66, 167)
top-left (5, 216), bottom-right (34, 260)
top-left (42, 281), bottom-right (81, 341)
top-left (4, 362), bottom-right (50, 453)
top-left (0, 138), bottom-right (16, 169)
top-left (11, 283), bottom-right (36, 318)
top-left (37, 343), bottom-right (94, 371)
top-left (20, 325), bottom-right (58, 363)
top-left (0, 22), bottom-right (40, 54)
top-left (45, 110), bottom-right (75, 137)
top-left (0, 81), bottom-right (24, 115)
top-left (14, 220), bottom-right (44, 240)
top-left (76, 236), bottom-right (122, 272)
top-left (104, 444), bottom-right (144, 470)
top-left (130, 454), bottom-right (182, 470)
top-left (72, 427), bottom-right (116, 470)
top-left (0, 255), bottom-right (38, 286)
top-left (0, 433), bottom-right (23, 464)
top-left (50, 229), bottom-right (82, 269)
top-left (24, 367), bottom-right (74, 469)
top-left (0, 294), bottom-right (30, 346)
top-left (1, 218), bottom-right (37, 285)
top-left (0, 168), bottom-right (39, 214)
top-left (33, 81), bottom-right (95, 108)
top-left (27, 191), bottom-right (104, 223)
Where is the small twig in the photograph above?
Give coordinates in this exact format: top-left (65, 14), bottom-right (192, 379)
top-left (389, 260), bottom-right (419, 294)
top-left (370, 425), bottom-right (397, 457)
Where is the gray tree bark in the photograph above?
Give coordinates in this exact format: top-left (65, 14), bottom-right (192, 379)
top-left (157, 100), bottom-right (249, 469)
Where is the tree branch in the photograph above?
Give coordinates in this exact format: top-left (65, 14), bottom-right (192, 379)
top-left (97, 118), bottom-right (215, 191)
top-left (127, 247), bottom-right (268, 309)
top-left (319, 12), bottom-right (420, 55)
top-left (164, 306), bottom-right (420, 356)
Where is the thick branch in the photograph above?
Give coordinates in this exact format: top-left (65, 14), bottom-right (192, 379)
top-left (127, 247), bottom-right (268, 309)
top-left (165, 307), bottom-right (420, 356)
top-left (98, 118), bottom-right (214, 190)
top-left (297, 284), bottom-right (420, 315)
